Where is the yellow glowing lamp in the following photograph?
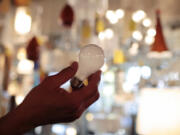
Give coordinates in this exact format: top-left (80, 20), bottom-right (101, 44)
top-left (81, 20), bottom-right (91, 39)
top-left (5, 47), bottom-right (11, 57)
top-left (14, 7), bottom-right (32, 35)
top-left (95, 14), bottom-right (105, 34)
top-left (113, 49), bottom-right (125, 64)
top-left (137, 88), bottom-right (180, 135)
top-left (129, 19), bottom-right (136, 32)
top-left (17, 47), bottom-right (26, 60)
top-left (138, 60), bottom-right (144, 66)
top-left (17, 59), bottom-right (34, 75)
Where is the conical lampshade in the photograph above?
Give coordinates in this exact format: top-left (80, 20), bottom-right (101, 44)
top-left (148, 10), bottom-right (172, 58)
top-left (151, 10), bottom-right (168, 52)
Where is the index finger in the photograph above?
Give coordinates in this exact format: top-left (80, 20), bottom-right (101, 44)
top-left (53, 62), bottom-right (78, 86)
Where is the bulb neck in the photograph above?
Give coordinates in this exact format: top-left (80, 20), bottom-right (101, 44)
top-left (70, 77), bottom-right (84, 90)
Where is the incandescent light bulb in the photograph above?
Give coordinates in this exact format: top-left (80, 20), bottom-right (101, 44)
top-left (71, 44), bottom-right (104, 89)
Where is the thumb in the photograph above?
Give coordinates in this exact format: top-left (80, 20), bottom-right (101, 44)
top-left (54, 62), bottom-right (78, 86)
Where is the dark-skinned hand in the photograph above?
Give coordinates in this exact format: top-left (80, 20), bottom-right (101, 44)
top-left (0, 62), bottom-right (101, 135)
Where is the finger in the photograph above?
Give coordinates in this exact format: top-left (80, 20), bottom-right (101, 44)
top-left (42, 115), bottom-right (79, 125)
top-left (88, 70), bottom-right (101, 82)
top-left (74, 71), bottom-right (101, 101)
top-left (72, 70), bottom-right (101, 91)
top-left (84, 91), bottom-right (100, 109)
top-left (53, 62), bottom-right (78, 86)
top-left (73, 92), bottom-right (100, 119)
top-left (88, 70), bottom-right (101, 87)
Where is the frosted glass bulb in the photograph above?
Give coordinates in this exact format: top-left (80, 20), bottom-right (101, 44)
top-left (71, 44), bottom-right (104, 89)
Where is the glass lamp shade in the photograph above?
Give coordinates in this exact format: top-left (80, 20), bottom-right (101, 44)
top-left (148, 10), bottom-right (172, 58)
top-left (0, 0), bottom-right (10, 14)
top-left (14, 0), bottom-right (31, 6)
top-left (60, 3), bottom-right (74, 28)
top-left (136, 88), bottom-right (180, 135)
top-left (26, 37), bottom-right (39, 62)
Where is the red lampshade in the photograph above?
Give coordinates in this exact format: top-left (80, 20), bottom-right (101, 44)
top-left (26, 37), bottom-right (39, 62)
top-left (14, 0), bottom-right (31, 6)
top-left (151, 10), bottom-right (169, 52)
top-left (60, 4), bottom-right (74, 28)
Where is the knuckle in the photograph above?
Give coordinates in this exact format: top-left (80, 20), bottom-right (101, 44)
top-left (41, 76), bottom-right (54, 87)
top-left (44, 76), bottom-right (53, 82)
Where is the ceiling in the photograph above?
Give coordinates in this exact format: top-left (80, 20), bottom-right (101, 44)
top-left (36, 0), bottom-right (180, 34)
top-left (109, 0), bottom-right (180, 23)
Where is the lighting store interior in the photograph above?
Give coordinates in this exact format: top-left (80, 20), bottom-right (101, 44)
top-left (1, 0), bottom-right (180, 135)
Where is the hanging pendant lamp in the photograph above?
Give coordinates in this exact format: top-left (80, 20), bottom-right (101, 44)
top-left (147, 10), bottom-right (172, 58)
top-left (26, 36), bottom-right (40, 62)
top-left (60, 3), bottom-right (74, 28)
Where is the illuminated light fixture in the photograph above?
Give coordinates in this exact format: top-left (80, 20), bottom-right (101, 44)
top-left (113, 49), bottom-right (125, 64)
top-left (17, 47), bottom-right (26, 60)
top-left (104, 71), bottom-right (115, 83)
top-left (147, 28), bottom-right (156, 37)
top-left (86, 112), bottom-right (94, 122)
top-left (106, 10), bottom-right (118, 24)
top-left (17, 59), bottom-right (34, 75)
top-left (14, 7), bottom-right (32, 35)
top-left (15, 95), bottom-right (24, 105)
top-left (106, 10), bottom-right (114, 20)
top-left (132, 10), bottom-right (146, 23)
top-left (104, 28), bottom-right (114, 39)
top-left (102, 85), bottom-right (114, 96)
top-left (35, 126), bottom-right (42, 134)
top-left (141, 66), bottom-right (151, 79)
top-left (127, 66), bottom-right (141, 85)
top-left (8, 81), bottom-right (19, 95)
top-left (101, 63), bottom-right (108, 72)
top-left (143, 18), bottom-right (152, 27)
top-left (122, 82), bottom-right (134, 93)
top-left (129, 43), bottom-right (139, 56)
top-left (98, 31), bottom-right (105, 40)
top-left (132, 31), bottom-right (143, 41)
top-left (145, 36), bottom-right (155, 45)
top-left (115, 9), bottom-right (125, 19)
top-left (137, 88), bottom-right (180, 135)
top-left (147, 10), bottom-right (172, 58)
top-left (109, 16), bottom-right (118, 24)
top-left (66, 127), bottom-right (77, 135)
top-left (52, 124), bottom-right (66, 134)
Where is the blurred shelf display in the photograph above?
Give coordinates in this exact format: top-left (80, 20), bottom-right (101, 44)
top-left (1, 0), bottom-right (180, 135)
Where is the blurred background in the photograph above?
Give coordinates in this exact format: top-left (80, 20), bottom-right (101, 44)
top-left (1, 0), bottom-right (180, 135)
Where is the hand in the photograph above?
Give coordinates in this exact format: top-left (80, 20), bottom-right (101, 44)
top-left (21, 62), bottom-right (101, 126)
top-left (0, 62), bottom-right (101, 135)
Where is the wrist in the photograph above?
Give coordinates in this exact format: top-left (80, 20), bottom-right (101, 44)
top-left (0, 104), bottom-right (34, 135)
